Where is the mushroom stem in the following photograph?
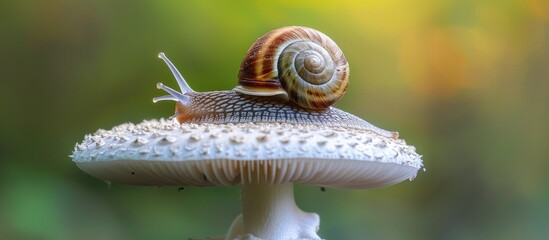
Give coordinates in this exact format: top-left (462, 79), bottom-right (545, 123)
top-left (227, 180), bottom-right (320, 240)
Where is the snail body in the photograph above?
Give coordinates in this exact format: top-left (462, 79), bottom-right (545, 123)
top-left (169, 90), bottom-right (395, 138)
top-left (154, 26), bottom-right (397, 139)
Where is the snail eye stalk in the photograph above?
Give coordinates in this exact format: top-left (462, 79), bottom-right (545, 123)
top-left (153, 52), bottom-right (193, 106)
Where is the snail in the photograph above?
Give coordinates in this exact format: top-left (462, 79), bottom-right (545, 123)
top-left (154, 26), bottom-right (398, 139)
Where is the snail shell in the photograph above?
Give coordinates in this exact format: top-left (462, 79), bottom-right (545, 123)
top-left (235, 26), bottom-right (350, 110)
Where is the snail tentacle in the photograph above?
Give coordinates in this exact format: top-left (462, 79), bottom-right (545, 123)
top-left (158, 52), bottom-right (194, 94)
top-left (155, 53), bottom-right (193, 106)
top-left (152, 95), bottom-right (179, 103)
top-left (155, 82), bottom-right (190, 105)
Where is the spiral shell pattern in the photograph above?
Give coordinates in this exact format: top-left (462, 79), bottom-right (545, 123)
top-left (235, 26), bottom-right (349, 110)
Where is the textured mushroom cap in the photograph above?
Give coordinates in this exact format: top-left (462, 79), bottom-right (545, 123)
top-left (72, 119), bottom-right (422, 188)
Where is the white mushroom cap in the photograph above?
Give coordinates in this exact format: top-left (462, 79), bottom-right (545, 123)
top-left (72, 119), bottom-right (422, 189)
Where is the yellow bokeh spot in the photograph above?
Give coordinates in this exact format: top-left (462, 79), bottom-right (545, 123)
top-left (398, 28), bottom-right (472, 99)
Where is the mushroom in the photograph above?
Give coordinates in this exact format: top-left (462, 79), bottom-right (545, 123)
top-left (73, 120), bottom-right (421, 240)
top-left (73, 27), bottom-right (422, 240)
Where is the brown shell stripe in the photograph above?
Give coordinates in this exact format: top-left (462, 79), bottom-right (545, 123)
top-left (239, 27), bottom-right (312, 83)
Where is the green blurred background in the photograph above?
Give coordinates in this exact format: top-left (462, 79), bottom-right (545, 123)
top-left (1, 0), bottom-right (548, 239)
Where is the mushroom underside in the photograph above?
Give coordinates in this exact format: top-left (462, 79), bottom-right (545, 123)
top-left (76, 159), bottom-right (418, 189)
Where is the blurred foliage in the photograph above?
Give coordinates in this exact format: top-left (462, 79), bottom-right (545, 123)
top-left (1, 0), bottom-right (548, 239)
